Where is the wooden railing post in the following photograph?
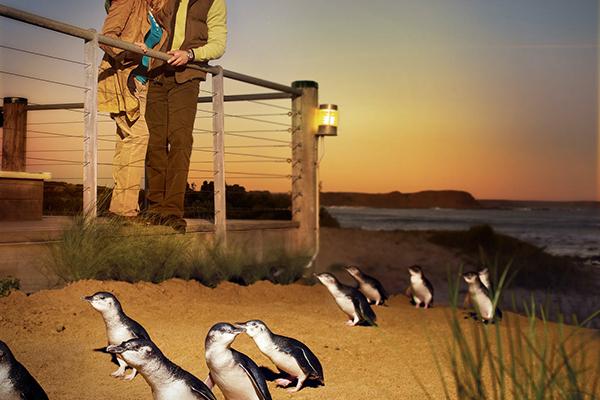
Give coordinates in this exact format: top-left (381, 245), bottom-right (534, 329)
top-left (291, 81), bottom-right (319, 252)
top-left (83, 31), bottom-right (99, 219)
top-left (212, 67), bottom-right (227, 243)
top-left (1, 97), bottom-right (28, 171)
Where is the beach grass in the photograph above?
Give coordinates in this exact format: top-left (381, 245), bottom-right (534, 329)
top-left (45, 216), bottom-right (310, 287)
top-left (0, 276), bottom-right (20, 297)
top-left (420, 264), bottom-right (600, 400)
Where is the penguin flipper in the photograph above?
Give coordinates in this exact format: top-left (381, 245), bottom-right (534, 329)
top-left (352, 292), bottom-right (377, 327)
top-left (374, 280), bottom-right (389, 302)
top-left (233, 350), bottom-right (273, 400)
top-left (126, 317), bottom-right (151, 340)
top-left (284, 338), bottom-right (324, 382)
top-left (424, 277), bottom-right (434, 300)
top-left (14, 362), bottom-right (48, 400)
top-left (187, 375), bottom-right (217, 400)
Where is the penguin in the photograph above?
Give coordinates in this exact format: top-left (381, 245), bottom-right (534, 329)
top-left (204, 323), bottom-right (272, 400)
top-left (107, 338), bottom-right (216, 400)
top-left (345, 266), bottom-right (389, 306)
top-left (0, 341), bottom-right (48, 400)
top-left (406, 265), bottom-right (434, 308)
top-left (462, 271), bottom-right (502, 323)
top-left (236, 320), bottom-right (324, 392)
top-left (84, 291), bottom-right (151, 380)
top-left (315, 272), bottom-right (377, 326)
top-left (463, 267), bottom-right (493, 309)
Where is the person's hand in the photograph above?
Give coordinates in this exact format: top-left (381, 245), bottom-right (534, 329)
top-left (167, 50), bottom-right (190, 66)
top-left (134, 42), bottom-right (148, 54)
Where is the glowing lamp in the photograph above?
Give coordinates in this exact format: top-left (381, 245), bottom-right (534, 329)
top-left (317, 104), bottom-right (338, 136)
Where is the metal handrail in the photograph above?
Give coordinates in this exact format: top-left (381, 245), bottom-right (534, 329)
top-left (0, 3), bottom-right (302, 96)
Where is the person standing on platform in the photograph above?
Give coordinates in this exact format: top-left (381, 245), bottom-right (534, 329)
top-left (98, 0), bottom-right (168, 220)
top-left (144, 0), bottom-right (227, 233)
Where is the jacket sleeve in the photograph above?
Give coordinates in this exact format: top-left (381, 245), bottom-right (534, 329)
top-left (100, 0), bottom-right (135, 58)
top-left (194, 0), bottom-right (227, 61)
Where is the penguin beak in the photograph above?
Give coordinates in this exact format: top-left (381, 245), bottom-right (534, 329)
top-left (233, 322), bottom-right (247, 330)
top-left (83, 295), bottom-right (93, 302)
top-left (106, 344), bottom-right (125, 354)
top-left (232, 326), bottom-right (246, 334)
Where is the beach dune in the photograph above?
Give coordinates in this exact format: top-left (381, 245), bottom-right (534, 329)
top-left (1, 279), bottom-right (598, 399)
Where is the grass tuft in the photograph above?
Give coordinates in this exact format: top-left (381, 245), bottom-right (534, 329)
top-left (45, 217), bottom-right (310, 287)
top-left (426, 263), bottom-right (600, 400)
top-left (0, 276), bottom-right (20, 297)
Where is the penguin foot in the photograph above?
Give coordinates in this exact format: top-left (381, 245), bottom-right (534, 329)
top-left (275, 378), bottom-right (293, 388)
top-left (110, 367), bottom-right (126, 378)
top-left (288, 377), bottom-right (307, 393)
top-left (123, 369), bottom-right (137, 381)
top-left (345, 320), bottom-right (356, 326)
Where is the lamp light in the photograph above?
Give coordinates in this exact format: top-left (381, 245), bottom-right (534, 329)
top-left (317, 104), bottom-right (338, 136)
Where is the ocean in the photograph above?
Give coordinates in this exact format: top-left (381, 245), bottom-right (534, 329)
top-left (326, 205), bottom-right (600, 262)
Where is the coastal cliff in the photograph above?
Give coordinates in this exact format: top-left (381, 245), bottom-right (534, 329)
top-left (321, 190), bottom-right (481, 209)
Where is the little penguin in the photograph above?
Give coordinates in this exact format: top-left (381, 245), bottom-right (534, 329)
top-left (463, 271), bottom-right (503, 323)
top-left (107, 338), bottom-right (216, 400)
top-left (204, 323), bottom-right (272, 400)
top-left (345, 265), bottom-right (389, 306)
top-left (406, 265), bottom-right (434, 308)
top-left (236, 320), bottom-right (324, 392)
top-left (0, 341), bottom-right (48, 400)
top-left (463, 267), bottom-right (493, 308)
top-left (315, 272), bottom-right (377, 326)
top-left (84, 291), bottom-right (151, 380)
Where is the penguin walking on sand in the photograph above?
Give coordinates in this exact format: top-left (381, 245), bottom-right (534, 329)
top-left (107, 338), bottom-right (216, 400)
top-left (84, 291), bottom-right (151, 380)
top-left (205, 323), bottom-right (272, 400)
top-left (0, 341), bottom-right (48, 400)
top-left (463, 268), bottom-right (493, 308)
top-left (463, 271), bottom-right (503, 323)
top-left (236, 320), bottom-right (324, 393)
top-left (345, 266), bottom-right (389, 306)
top-left (406, 265), bottom-right (434, 308)
top-left (315, 273), bottom-right (377, 326)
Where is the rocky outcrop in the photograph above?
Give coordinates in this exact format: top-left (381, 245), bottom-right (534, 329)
top-left (321, 190), bottom-right (481, 209)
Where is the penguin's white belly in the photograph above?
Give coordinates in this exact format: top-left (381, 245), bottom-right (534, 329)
top-left (269, 351), bottom-right (304, 377)
top-left (472, 291), bottom-right (493, 319)
top-left (411, 282), bottom-right (432, 303)
top-left (153, 380), bottom-right (197, 400)
top-left (0, 367), bottom-right (20, 400)
top-left (107, 325), bottom-right (135, 345)
top-left (334, 295), bottom-right (356, 317)
top-left (360, 284), bottom-right (380, 302)
top-left (212, 367), bottom-right (260, 400)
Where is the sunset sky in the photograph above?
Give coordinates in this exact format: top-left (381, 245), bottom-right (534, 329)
top-left (0, 0), bottom-right (598, 201)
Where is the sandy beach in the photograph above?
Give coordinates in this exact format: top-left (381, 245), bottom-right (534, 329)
top-left (1, 279), bottom-right (599, 399)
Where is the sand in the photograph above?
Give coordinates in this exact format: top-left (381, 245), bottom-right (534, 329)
top-left (1, 279), bottom-right (598, 399)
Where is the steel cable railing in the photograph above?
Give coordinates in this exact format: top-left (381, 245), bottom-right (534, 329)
top-left (1, 4), bottom-right (320, 236)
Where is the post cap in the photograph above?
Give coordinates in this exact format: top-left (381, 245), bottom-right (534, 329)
top-left (3, 97), bottom-right (28, 105)
top-left (292, 81), bottom-right (319, 89)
